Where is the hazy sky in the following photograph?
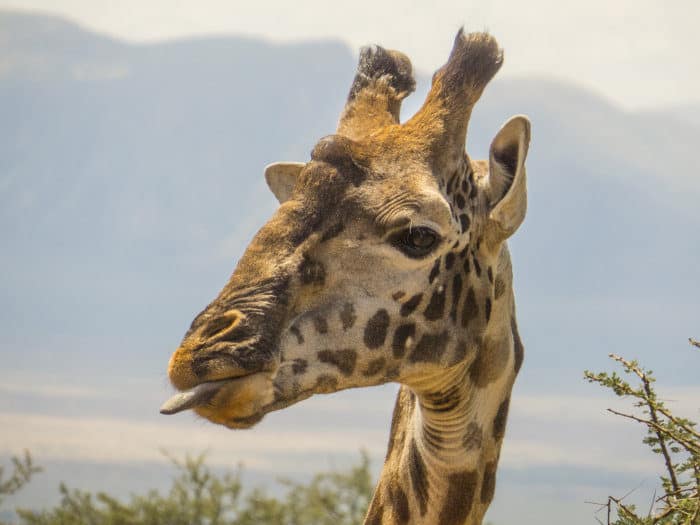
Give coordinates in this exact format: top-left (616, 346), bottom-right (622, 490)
top-left (2, 0), bottom-right (699, 110)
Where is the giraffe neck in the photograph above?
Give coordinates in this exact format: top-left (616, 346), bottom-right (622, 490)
top-left (364, 291), bottom-right (520, 525)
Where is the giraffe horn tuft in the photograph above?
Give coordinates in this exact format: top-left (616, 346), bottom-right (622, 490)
top-left (336, 45), bottom-right (416, 140)
top-left (404, 30), bottom-right (503, 173)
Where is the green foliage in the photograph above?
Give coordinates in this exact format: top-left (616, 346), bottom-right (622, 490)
top-left (0, 451), bottom-right (42, 507)
top-left (10, 451), bottom-right (374, 525)
top-left (585, 339), bottom-right (700, 525)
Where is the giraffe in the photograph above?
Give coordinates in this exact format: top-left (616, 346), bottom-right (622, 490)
top-left (162, 29), bottom-right (530, 525)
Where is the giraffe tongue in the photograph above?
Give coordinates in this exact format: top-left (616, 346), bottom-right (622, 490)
top-left (159, 381), bottom-right (225, 415)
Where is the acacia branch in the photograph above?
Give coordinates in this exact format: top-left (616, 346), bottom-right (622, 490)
top-left (653, 403), bottom-right (700, 441)
top-left (606, 409), bottom-right (700, 454)
top-left (608, 355), bottom-right (681, 493)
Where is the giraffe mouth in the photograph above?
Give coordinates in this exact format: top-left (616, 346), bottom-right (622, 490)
top-left (160, 370), bottom-right (275, 429)
top-left (160, 379), bottom-right (228, 415)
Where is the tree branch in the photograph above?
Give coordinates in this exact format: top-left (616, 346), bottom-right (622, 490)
top-left (608, 355), bottom-right (682, 493)
top-left (606, 409), bottom-right (700, 454)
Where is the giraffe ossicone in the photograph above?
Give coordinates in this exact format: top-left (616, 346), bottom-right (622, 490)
top-left (163, 29), bottom-right (530, 525)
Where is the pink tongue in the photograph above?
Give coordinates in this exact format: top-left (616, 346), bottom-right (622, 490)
top-left (159, 381), bottom-right (225, 415)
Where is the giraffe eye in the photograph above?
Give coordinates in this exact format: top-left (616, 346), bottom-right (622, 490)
top-left (390, 227), bottom-right (440, 258)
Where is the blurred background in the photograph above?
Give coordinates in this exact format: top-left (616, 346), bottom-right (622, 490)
top-left (0, 1), bottom-right (698, 523)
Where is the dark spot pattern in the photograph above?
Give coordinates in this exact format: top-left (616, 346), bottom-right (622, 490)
top-left (455, 193), bottom-right (466, 209)
top-left (289, 325), bottom-right (304, 344)
top-left (386, 365), bottom-right (400, 379)
top-left (318, 349), bottom-right (357, 376)
top-left (512, 316), bottom-right (525, 374)
top-left (392, 291), bottom-right (406, 301)
top-left (459, 214), bottom-right (470, 232)
top-left (473, 256), bottom-right (482, 277)
top-left (400, 294), bottom-right (423, 317)
top-left (451, 339), bottom-right (468, 364)
top-left (408, 439), bottom-right (429, 516)
top-left (393, 485), bottom-right (410, 524)
top-left (487, 266), bottom-right (494, 284)
top-left (313, 316), bottom-right (328, 334)
top-left (450, 273), bottom-right (463, 322)
top-left (392, 323), bottom-right (415, 358)
top-left (445, 252), bottom-right (455, 270)
top-left (364, 498), bottom-right (383, 525)
top-left (438, 470), bottom-right (478, 525)
top-left (315, 374), bottom-right (338, 392)
top-left (386, 388), bottom-right (411, 460)
top-left (463, 422), bottom-right (483, 451)
top-left (484, 297), bottom-right (492, 322)
top-left (298, 256), bottom-right (325, 285)
top-left (428, 259), bottom-right (441, 283)
top-left (423, 287), bottom-right (446, 320)
top-left (364, 309), bottom-right (390, 348)
top-left (463, 256), bottom-right (471, 274)
top-left (340, 302), bottom-right (357, 331)
top-left (494, 277), bottom-right (506, 300)
top-left (493, 397), bottom-right (510, 440)
top-left (320, 221), bottom-right (345, 242)
top-left (461, 287), bottom-right (478, 328)
top-left (481, 461), bottom-right (497, 504)
top-left (409, 331), bottom-right (449, 363)
top-left (291, 359), bottom-right (308, 375)
top-left (363, 357), bottom-right (386, 377)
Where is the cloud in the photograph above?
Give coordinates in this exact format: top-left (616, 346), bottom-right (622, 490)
top-left (0, 382), bottom-right (104, 399)
top-left (3, 385), bottom-right (697, 476)
top-left (0, 411), bottom-right (387, 472)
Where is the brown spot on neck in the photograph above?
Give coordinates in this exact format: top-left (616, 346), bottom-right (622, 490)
top-left (438, 470), bottom-right (478, 525)
top-left (408, 438), bottom-right (429, 515)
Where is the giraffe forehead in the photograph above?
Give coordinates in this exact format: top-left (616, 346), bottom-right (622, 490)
top-left (296, 159), bottom-right (448, 230)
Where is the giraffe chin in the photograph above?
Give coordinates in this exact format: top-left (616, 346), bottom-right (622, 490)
top-left (160, 372), bottom-right (275, 429)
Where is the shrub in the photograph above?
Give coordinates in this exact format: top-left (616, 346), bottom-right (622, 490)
top-left (584, 339), bottom-right (700, 524)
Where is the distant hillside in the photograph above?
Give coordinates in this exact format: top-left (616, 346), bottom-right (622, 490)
top-left (1, 9), bottom-right (698, 390)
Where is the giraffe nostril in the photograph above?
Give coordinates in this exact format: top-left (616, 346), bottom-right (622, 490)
top-left (200, 311), bottom-right (241, 340)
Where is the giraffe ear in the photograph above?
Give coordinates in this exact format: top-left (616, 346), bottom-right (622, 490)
top-left (486, 115), bottom-right (531, 242)
top-left (264, 162), bottom-right (305, 203)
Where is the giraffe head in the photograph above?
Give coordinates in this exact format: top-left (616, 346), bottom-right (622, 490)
top-left (163, 30), bottom-right (530, 429)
